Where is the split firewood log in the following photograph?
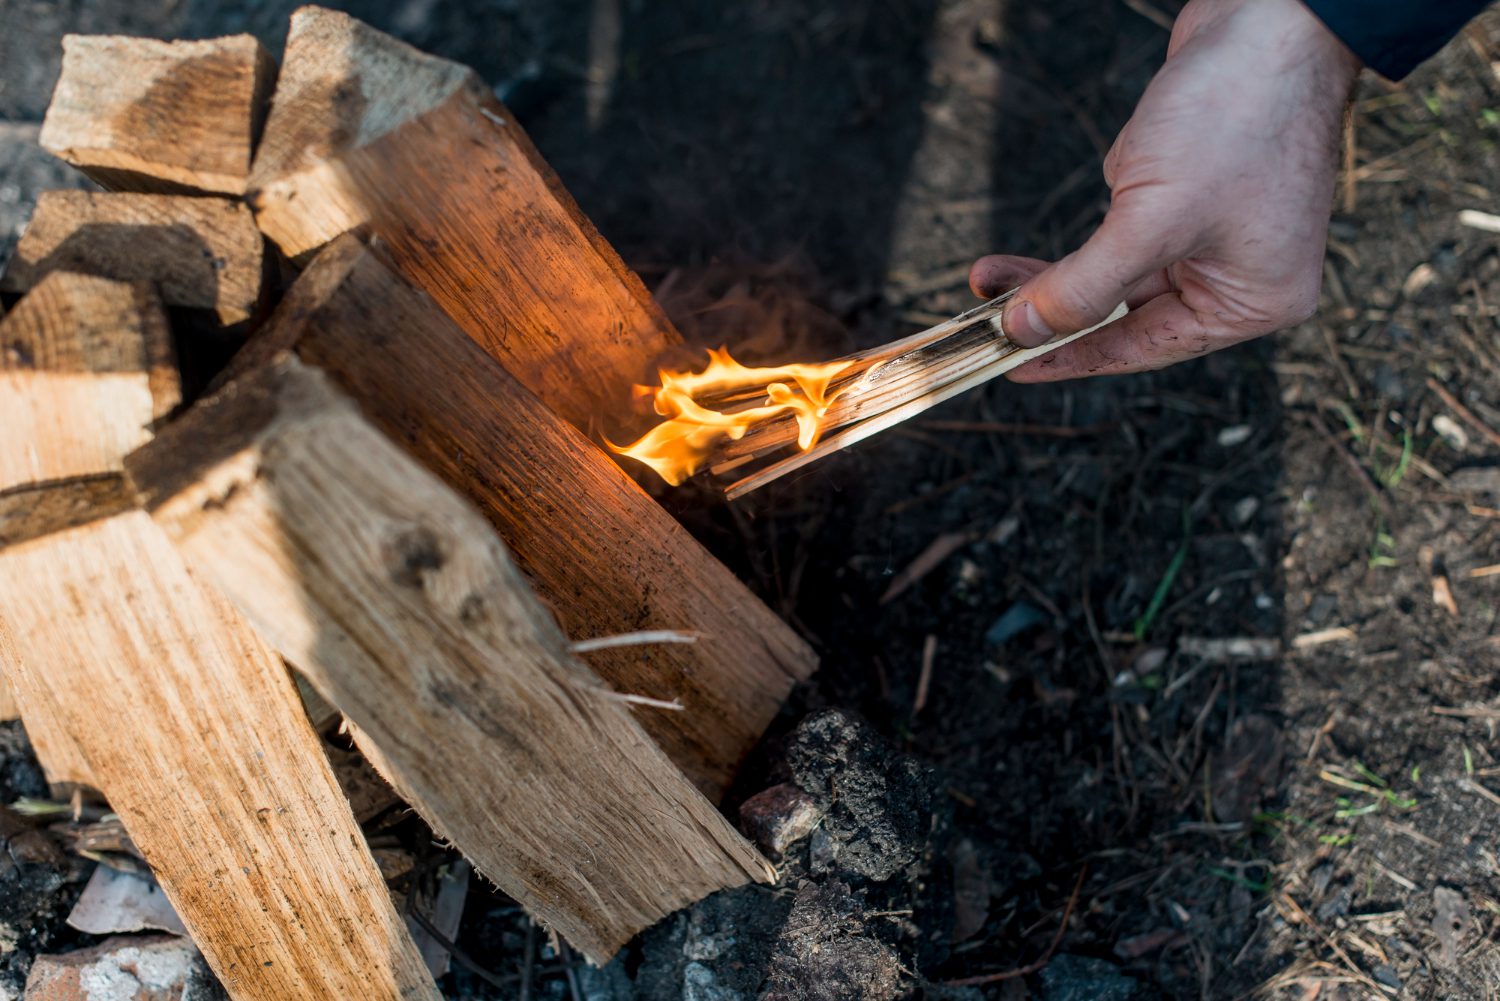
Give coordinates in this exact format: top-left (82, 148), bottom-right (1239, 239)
top-left (0, 272), bottom-right (165, 784)
top-left (1, 190), bottom-right (267, 327)
top-left (126, 354), bottom-right (774, 962)
top-left (214, 235), bottom-right (816, 800)
top-left (0, 271), bottom-right (438, 1001)
top-left (246, 6), bottom-right (679, 431)
top-left (40, 33), bottom-right (275, 195)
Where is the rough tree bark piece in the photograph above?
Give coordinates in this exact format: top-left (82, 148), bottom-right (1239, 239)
top-left (1, 190), bottom-right (267, 326)
top-left (0, 271), bottom-right (178, 787)
top-left (220, 236), bottom-right (816, 799)
top-left (40, 33), bottom-right (276, 195)
top-left (0, 273), bottom-right (438, 1001)
top-left (247, 6), bottom-right (679, 431)
top-left (127, 356), bottom-right (773, 962)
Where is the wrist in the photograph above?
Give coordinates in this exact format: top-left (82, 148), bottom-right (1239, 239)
top-left (1288, 0), bottom-right (1363, 90)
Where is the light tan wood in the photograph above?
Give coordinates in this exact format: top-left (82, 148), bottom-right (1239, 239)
top-left (40, 33), bottom-right (275, 195)
top-left (218, 236), bottom-right (815, 799)
top-left (0, 271), bottom-right (178, 491)
top-left (0, 272), bottom-right (178, 789)
top-left (0, 676), bottom-right (16, 721)
top-left (0, 271), bottom-right (436, 999)
top-left (0, 513), bottom-right (441, 1001)
top-left (247, 6), bottom-right (680, 431)
top-left (127, 355), bottom-right (773, 962)
top-left (0, 618), bottom-right (92, 789)
top-left (2, 191), bottom-right (267, 327)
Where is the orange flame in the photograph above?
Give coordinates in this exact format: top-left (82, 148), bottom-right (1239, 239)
top-left (610, 347), bottom-right (853, 485)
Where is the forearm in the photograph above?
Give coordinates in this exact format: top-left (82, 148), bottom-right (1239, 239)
top-left (1301, 0), bottom-right (1494, 78)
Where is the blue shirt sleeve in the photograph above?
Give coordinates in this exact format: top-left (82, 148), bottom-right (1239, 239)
top-left (1302, 0), bottom-right (1493, 79)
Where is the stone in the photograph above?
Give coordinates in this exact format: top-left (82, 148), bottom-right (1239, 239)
top-left (739, 784), bottom-right (825, 857)
top-left (784, 710), bottom-right (940, 883)
top-left (22, 936), bottom-right (216, 1001)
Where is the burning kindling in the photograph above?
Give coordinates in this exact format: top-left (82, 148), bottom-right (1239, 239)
top-left (613, 290), bottom-right (1126, 499)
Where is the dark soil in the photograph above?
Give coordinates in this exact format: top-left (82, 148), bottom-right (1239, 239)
top-left (3, 0), bottom-right (1500, 998)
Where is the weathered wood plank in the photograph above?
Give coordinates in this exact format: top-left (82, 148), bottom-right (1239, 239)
top-left (127, 355), bottom-right (773, 961)
top-left (41, 33), bottom-right (276, 195)
top-left (220, 236), bottom-right (816, 799)
top-left (247, 6), bottom-right (679, 431)
top-left (2, 191), bottom-right (267, 326)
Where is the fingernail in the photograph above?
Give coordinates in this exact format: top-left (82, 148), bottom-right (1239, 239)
top-left (1003, 300), bottom-right (1055, 347)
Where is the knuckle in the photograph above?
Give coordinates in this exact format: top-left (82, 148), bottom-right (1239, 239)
top-left (1270, 285), bottom-right (1320, 328)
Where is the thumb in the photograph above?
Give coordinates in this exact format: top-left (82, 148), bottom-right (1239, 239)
top-left (1002, 214), bottom-right (1188, 347)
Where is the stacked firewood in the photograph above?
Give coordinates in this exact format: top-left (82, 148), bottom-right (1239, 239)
top-left (0, 9), bottom-right (818, 998)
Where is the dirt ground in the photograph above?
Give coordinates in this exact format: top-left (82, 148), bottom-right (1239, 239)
top-left (2, 0), bottom-right (1500, 998)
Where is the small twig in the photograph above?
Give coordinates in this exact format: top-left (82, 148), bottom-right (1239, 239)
top-left (569, 629), bottom-right (700, 653)
top-left (1433, 705), bottom-right (1500, 719)
top-left (557, 939), bottom-right (583, 1001)
top-left (406, 904), bottom-right (511, 991)
top-left (912, 635), bottom-right (938, 717)
top-left (1278, 893), bottom-right (1391, 996)
top-left (940, 867), bottom-right (1087, 987)
top-left (1120, 0), bottom-right (1175, 32)
top-left (1427, 377), bottom-right (1500, 450)
top-left (1460, 778), bottom-right (1500, 809)
top-left (519, 918), bottom-right (536, 1001)
top-left (920, 420), bottom-right (1111, 438)
top-left (1304, 415), bottom-right (1393, 518)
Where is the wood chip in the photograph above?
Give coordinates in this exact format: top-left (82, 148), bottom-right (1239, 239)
top-left (1177, 636), bottom-right (1281, 661)
top-left (1433, 574), bottom-right (1460, 617)
top-left (1292, 626), bottom-right (1358, 649)
top-left (1459, 209), bottom-right (1500, 233)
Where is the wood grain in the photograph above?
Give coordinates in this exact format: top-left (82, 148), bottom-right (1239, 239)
top-left (247, 6), bottom-right (680, 431)
top-left (0, 271), bottom-right (178, 491)
top-left (0, 513), bottom-right (441, 1001)
top-left (0, 272), bottom-right (176, 779)
top-left (41, 33), bottom-right (275, 195)
top-left (2, 191), bottom-right (267, 326)
top-left (0, 271), bottom-right (437, 1000)
top-left (128, 356), bottom-right (772, 961)
top-left (218, 236), bottom-right (816, 799)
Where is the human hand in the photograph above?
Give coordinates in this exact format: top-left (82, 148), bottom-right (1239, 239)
top-left (970, 0), bottom-right (1360, 382)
